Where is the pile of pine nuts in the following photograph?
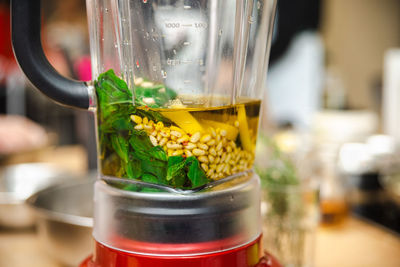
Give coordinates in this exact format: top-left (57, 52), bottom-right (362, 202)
top-left (130, 114), bottom-right (254, 180)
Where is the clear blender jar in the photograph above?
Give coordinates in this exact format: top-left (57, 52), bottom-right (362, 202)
top-left (11, 0), bottom-right (278, 266)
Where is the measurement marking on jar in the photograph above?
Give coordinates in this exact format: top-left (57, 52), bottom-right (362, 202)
top-left (183, 5), bottom-right (192, 9)
top-left (165, 22), bottom-right (180, 28)
top-left (167, 58), bottom-right (181, 66)
top-left (181, 59), bottom-right (193, 64)
top-left (183, 41), bottom-right (191, 46)
top-left (195, 22), bottom-right (208, 29)
top-left (181, 24), bottom-right (193, 28)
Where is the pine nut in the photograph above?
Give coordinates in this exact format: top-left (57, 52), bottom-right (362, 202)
top-left (155, 122), bottom-right (164, 130)
top-left (210, 128), bottom-right (217, 137)
top-left (157, 134), bottom-right (162, 141)
top-left (160, 130), bottom-right (170, 137)
top-left (144, 124), bottom-right (153, 130)
top-left (226, 146), bottom-right (232, 153)
top-left (223, 164), bottom-right (229, 173)
top-left (172, 150), bottom-right (183, 156)
top-left (216, 164), bottom-right (224, 173)
top-left (220, 129), bottom-right (227, 137)
top-left (209, 148), bottom-right (217, 156)
top-left (149, 135), bottom-right (158, 146)
top-left (200, 134), bottom-right (211, 143)
top-left (185, 142), bottom-right (196, 150)
top-left (151, 130), bottom-right (157, 136)
top-left (190, 132), bottom-right (201, 143)
top-left (170, 126), bottom-right (184, 133)
top-left (131, 115), bottom-right (142, 124)
top-left (207, 169), bottom-right (214, 176)
top-left (221, 153), bottom-right (226, 163)
top-left (208, 155), bottom-right (215, 163)
top-left (198, 156), bottom-right (208, 163)
top-left (170, 131), bottom-right (182, 138)
top-left (143, 117), bottom-right (149, 124)
top-left (216, 141), bottom-right (223, 151)
top-left (192, 148), bottom-right (206, 156)
top-left (185, 150), bottom-right (193, 157)
top-left (177, 135), bottom-right (189, 143)
top-left (207, 139), bottom-right (216, 146)
top-left (198, 143), bottom-right (208, 150)
top-left (225, 154), bottom-right (231, 163)
top-left (201, 163), bottom-right (209, 171)
top-left (159, 138), bottom-right (168, 146)
top-left (167, 142), bottom-right (182, 149)
top-left (230, 141), bottom-right (236, 148)
top-left (134, 124), bottom-right (144, 130)
top-left (134, 77), bottom-right (143, 85)
top-left (234, 120), bottom-right (240, 127)
top-left (141, 81), bottom-right (154, 87)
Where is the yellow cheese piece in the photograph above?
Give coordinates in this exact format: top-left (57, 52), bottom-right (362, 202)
top-left (237, 104), bottom-right (253, 152)
top-left (200, 119), bottom-right (239, 141)
top-left (161, 111), bottom-right (203, 134)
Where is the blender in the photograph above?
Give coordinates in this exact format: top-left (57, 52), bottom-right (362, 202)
top-left (11, 0), bottom-right (278, 266)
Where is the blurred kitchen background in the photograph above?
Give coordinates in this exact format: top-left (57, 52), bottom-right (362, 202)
top-left (1, 0), bottom-right (400, 267)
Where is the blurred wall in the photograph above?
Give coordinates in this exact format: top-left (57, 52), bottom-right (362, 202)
top-left (322, 0), bottom-right (400, 109)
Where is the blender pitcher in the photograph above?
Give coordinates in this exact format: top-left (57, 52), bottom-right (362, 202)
top-left (11, 0), bottom-right (278, 266)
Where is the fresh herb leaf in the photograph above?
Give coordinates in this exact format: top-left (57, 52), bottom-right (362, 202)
top-left (129, 131), bottom-right (153, 152)
top-left (135, 84), bottom-right (177, 108)
top-left (142, 173), bottom-right (159, 184)
top-left (110, 134), bottom-right (129, 163)
top-left (125, 157), bottom-right (141, 179)
top-left (167, 156), bottom-right (186, 181)
top-left (149, 146), bottom-right (168, 162)
top-left (95, 69), bottom-right (211, 190)
top-left (186, 156), bottom-right (209, 188)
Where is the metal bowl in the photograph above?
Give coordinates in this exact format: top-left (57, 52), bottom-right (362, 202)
top-left (0, 163), bottom-right (72, 228)
top-left (28, 178), bottom-right (94, 267)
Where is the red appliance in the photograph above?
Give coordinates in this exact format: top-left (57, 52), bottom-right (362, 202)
top-left (79, 175), bottom-right (281, 267)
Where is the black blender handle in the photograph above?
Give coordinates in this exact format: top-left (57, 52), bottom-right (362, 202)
top-left (11, 0), bottom-right (90, 110)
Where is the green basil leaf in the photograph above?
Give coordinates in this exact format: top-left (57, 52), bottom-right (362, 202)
top-left (129, 131), bottom-right (153, 152)
top-left (166, 156), bottom-right (186, 181)
top-left (111, 117), bottom-right (133, 132)
top-left (149, 146), bottom-right (168, 161)
top-left (141, 163), bottom-right (167, 184)
top-left (142, 173), bottom-right (159, 184)
top-left (186, 156), bottom-right (209, 188)
top-left (125, 157), bottom-right (141, 179)
top-left (110, 134), bottom-right (129, 163)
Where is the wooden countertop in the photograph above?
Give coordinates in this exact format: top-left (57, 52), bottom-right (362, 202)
top-left (0, 217), bottom-right (399, 267)
top-left (314, 217), bottom-right (400, 267)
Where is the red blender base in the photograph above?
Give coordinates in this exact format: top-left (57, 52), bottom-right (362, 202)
top-left (80, 236), bottom-right (281, 267)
